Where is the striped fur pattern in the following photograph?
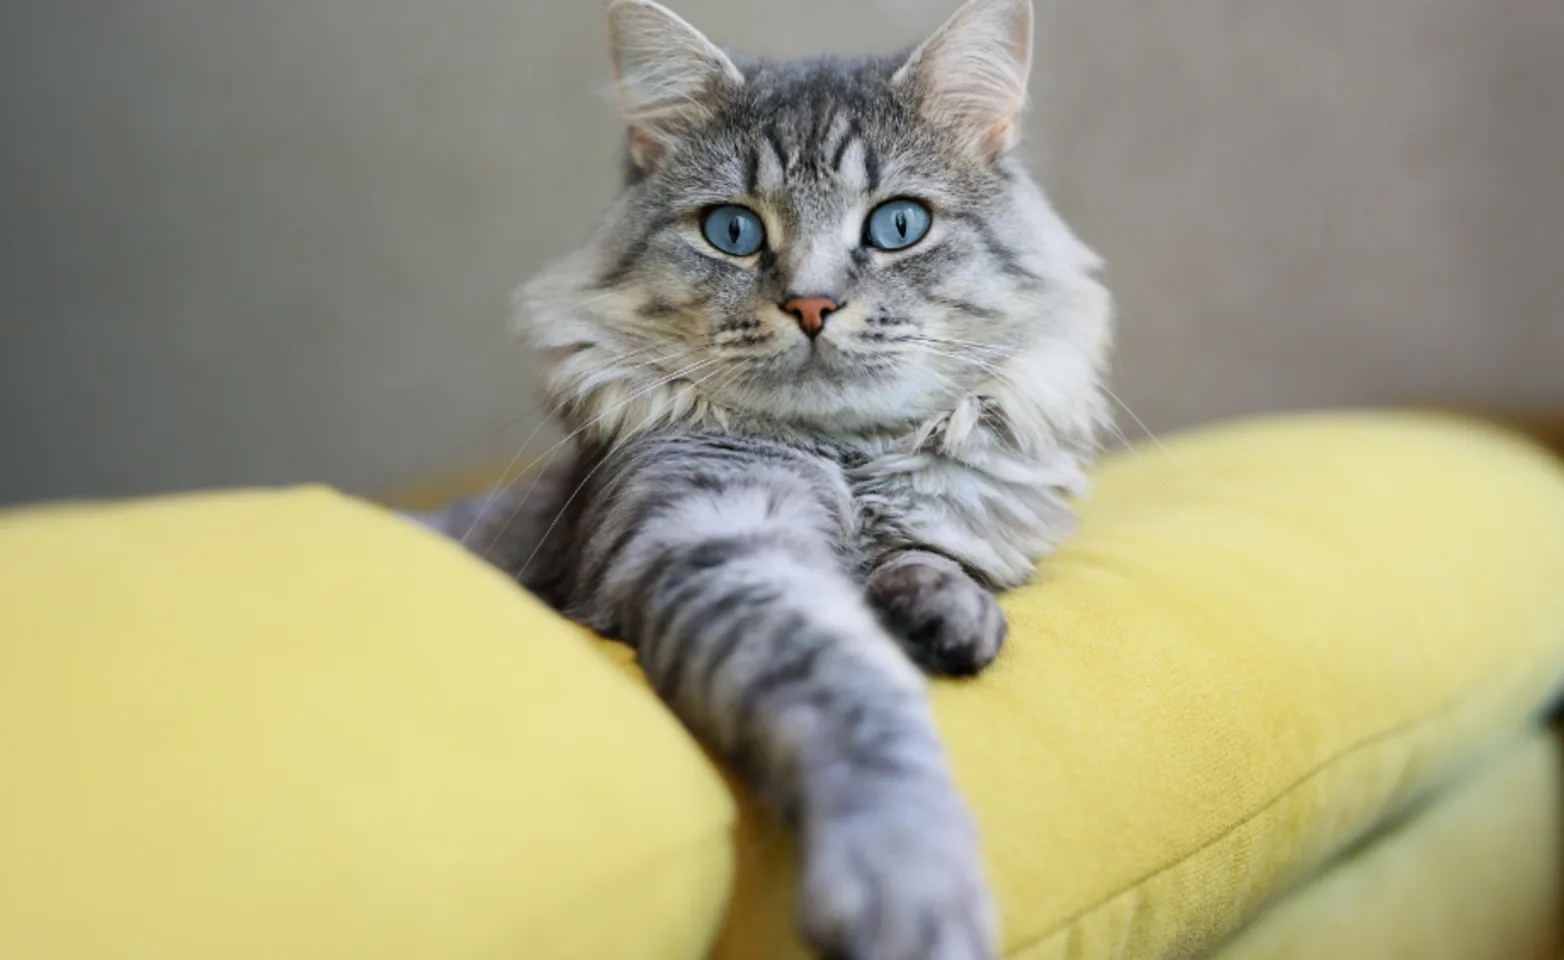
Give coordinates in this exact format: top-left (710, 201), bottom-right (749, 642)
top-left (420, 1), bottom-right (1113, 956)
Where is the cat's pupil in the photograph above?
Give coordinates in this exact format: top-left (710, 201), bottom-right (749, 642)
top-left (728, 220), bottom-right (742, 244)
top-left (895, 211), bottom-right (907, 236)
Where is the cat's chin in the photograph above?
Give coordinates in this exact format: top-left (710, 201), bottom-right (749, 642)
top-left (759, 335), bottom-right (911, 382)
top-left (718, 371), bottom-right (950, 438)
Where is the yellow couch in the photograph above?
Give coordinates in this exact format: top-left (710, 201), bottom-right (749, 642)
top-left (4, 411), bottom-right (1564, 959)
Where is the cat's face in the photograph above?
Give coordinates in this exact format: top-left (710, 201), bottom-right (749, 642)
top-left (528, 0), bottom-right (1110, 441)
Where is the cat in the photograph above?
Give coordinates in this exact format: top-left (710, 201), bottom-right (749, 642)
top-left (416, 0), bottom-right (1112, 956)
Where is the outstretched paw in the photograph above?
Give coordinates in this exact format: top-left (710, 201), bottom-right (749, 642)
top-left (865, 552), bottom-right (1007, 676)
top-left (799, 785), bottom-right (997, 960)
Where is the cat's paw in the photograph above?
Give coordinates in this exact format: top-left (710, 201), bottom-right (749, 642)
top-left (798, 789), bottom-right (998, 960)
top-left (865, 552), bottom-right (1007, 676)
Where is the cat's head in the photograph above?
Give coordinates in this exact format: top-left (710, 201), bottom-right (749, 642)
top-left (526, 0), bottom-right (1111, 450)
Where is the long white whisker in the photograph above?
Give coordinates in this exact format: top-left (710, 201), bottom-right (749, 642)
top-left (1097, 416), bottom-right (1144, 459)
top-left (898, 337), bottom-right (1020, 366)
top-left (1100, 385), bottom-right (1171, 457)
top-left (465, 351), bottom-right (722, 549)
top-left (382, 341), bottom-right (697, 493)
top-left (900, 340), bottom-right (1026, 393)
top-left (453, 342), bottom-right (706, 546)
top-left (475, 353), bottom-right (727, 553)
top-left (511, 437), bottom-right (623, 582)
top-left (899, 340), bottom-right (1146, 460)
top-left (514, 361), bottom-right (740, 579)
top-left (911, 336), bottom-right (1029, 359)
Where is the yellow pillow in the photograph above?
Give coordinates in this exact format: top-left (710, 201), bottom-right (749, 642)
top-left (0, 490), bottom-right (734, 960)
top-left (701, 412), bottom-right (1564, 959)
top-left (3, 411), bottom-right (1563, 960)
top-left (1212, 726), bottom-right (1564, 960)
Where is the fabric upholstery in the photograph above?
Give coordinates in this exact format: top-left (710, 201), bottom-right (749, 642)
top-left (696, 413), bottom-right (1564, 958)
top-left (3, 411), bottom-right (1564, 959)
top-left (1214, 726), bottom-right (1564, 960)
top-left (0, 490), bottom-right (734, 960)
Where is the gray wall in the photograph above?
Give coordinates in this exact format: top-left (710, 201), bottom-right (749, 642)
top-left (2, 0), bottom-right (1560, 505)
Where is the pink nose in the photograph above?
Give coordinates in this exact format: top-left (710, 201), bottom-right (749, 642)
top-left (781, 296), bottom-right (840, 338)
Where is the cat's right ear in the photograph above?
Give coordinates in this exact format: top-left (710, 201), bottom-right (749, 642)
top-left (893, 0), bottom-right (1033, 161)
top-left (607, 0), bottom-right (743, 171)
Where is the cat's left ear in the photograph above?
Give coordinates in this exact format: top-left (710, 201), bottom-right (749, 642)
top-left (606, 0), bottom-right (744, 171)
top-left (893, 0), bottom-right (1033, 161)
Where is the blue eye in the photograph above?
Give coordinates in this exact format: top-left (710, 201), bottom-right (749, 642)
top-left (865, 199), bottom-right (932, 251)
top-left (701, 205), bottom-right (766, 257)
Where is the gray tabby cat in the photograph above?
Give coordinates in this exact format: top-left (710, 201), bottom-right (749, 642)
top-left (418, 0), bottom-right (1112, 956)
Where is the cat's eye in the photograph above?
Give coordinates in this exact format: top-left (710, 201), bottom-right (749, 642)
top-left (701, 205), bottom-right (766, 257)
top-left (864, 199), bottom-right (932, 251)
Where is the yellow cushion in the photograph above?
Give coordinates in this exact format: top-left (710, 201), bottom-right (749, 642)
top-left (701, 412), bottom-right (1564, 959)
top-left (3, 411), bottom-right (1564, 960)
top-left (1212, 725), bottom-right (1564, 960)
top-left (0, 490), bottom-right (734, 960)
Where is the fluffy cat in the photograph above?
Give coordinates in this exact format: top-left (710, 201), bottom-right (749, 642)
top-left (418, 0), bottom-right (1112, 956)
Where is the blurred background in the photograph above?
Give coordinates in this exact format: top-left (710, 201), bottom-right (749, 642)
top-left (1, 0), bottom-right (1560, 506)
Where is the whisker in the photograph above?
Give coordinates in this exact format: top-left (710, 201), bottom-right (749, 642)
top-left (465, 351), bottom-right (723, 550)
top-left (1100, 385), bottom-right (1172, 458)
top-left (475, 353), bottom-right (725, 553)
top-left (514, 361), bottom-right (741, 579)
top-left (378, 341), bottom-right (690, 492)
top-left (512, 436), bottom-right (623, 581)
top-left (384, 336), bottom-right (690, 504)
top-left (899, 341), bottom-right (1148, 461)
top-left (452, 343), bottom-right (703, 542)
top-left (900, 340), bottom-right (1026, 393)
top-left (900, 339), bottom-right (1156, 450)
top-left (898, 336), bottom-right (1023, 366)
top-left (909, 334), bottom-right (1025, 353)
top-left (1098, 416), bottom-right (1144, 460)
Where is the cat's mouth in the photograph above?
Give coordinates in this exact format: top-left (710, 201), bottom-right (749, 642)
top-left (716, 326), bottom-right (911, 396)
top-left (790, 335), bottom-right (861, 380)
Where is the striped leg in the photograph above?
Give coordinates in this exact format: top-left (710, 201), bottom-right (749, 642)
top-left (582, 437), bottom-right (997, 960)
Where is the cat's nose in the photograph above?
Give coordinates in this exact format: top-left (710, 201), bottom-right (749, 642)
top-left (780, 295), bottom-right (840, 339)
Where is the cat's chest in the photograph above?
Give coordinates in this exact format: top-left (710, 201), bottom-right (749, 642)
top-left (842, 440), bottom-right (1087, 590)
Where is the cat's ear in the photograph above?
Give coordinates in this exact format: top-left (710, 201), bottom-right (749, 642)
top-left (893, 0), bottom-right (1033, 161)
top-left (606, 0), bottom-right (744, 171)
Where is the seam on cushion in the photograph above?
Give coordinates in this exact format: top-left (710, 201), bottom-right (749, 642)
top-left (1105, 886), bottom-right (1142, 960)
top-left (1200, 733), bottom-right (1532, 960)
top-left (1003, 654), bottom-right (1564, 958)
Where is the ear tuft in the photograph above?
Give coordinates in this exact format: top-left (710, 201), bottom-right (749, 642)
top-left (606, 0), bottom-right (743, 170)
top-left (893, 0), bottom-right (1033, 160)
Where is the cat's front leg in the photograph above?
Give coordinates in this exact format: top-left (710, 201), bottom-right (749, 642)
top-left (584, 438), bottom-right (997, 960)
top-left (865, 550), bottom-right (1007, 676)
top-left (629, 545), bottom-right (998, 960)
